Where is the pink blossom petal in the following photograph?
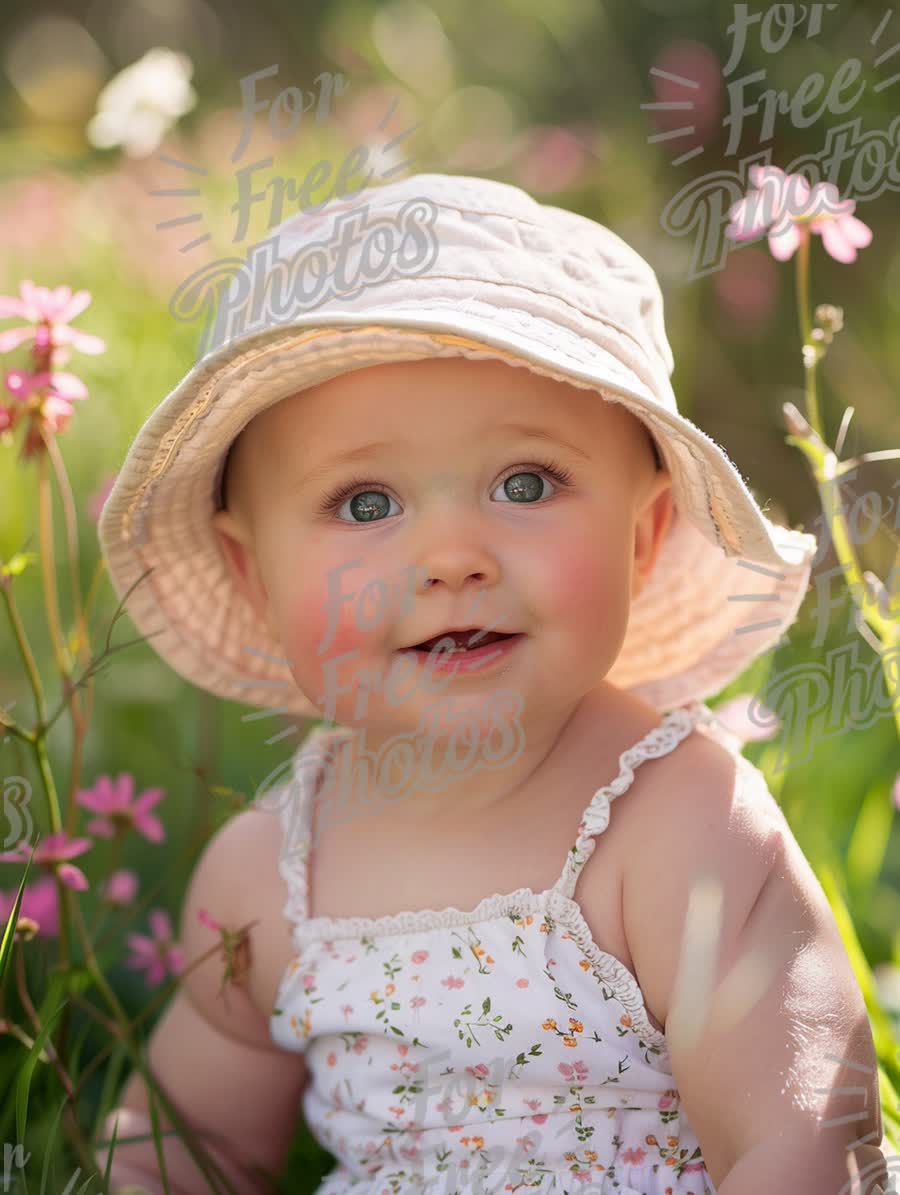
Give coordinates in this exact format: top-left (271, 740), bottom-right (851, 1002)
top-left (75, 780), bottom-right (112, 814)
top-left (817, 219), bottom-right (858, 263)
top-left (144, 958), bottom-right (168, 987)
top-left (112, 773), bottom-right (136, 811)
top-left (85, 816), bottom-right (115, 838)
top-left (56, 862), bottom-right (89, 891)
top-left (48, 371), bottom-right (88, 400)
top-left (0, 295), bottom-right (29, 319)
top-left (56, 289), bottom-right (92, 324)
top-left (126, 933), bottom-right (156, 959)
top-left (52, 325), bottom-right (106, 354)
top-left (148, 908), bottom-right (173, 941)
top-left (768, 220), bottom-right (804, 261)
top-left (133, 787), bottom-right (165, 816)
top-left (47, 834), bottom-right (92, 861)
top-left (134, 810), bottom-right (165, 844)
top-left (18, 281), bottom-right (46, 321)
top-left (835, 213), bottom-right (873, 248)
top-left (41, 395), bottom-right (75, 434)
top-left (166, 945), bottom-right (186, 975)
top-left (103, 869), bottom-right (138, 904)
top-left (0, 326), bottom-right (37, 353)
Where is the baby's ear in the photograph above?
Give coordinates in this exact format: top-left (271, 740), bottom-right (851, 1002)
top-left (631, 473), bottom-right (674, 600)
top-left (210, 509), bottom-right (271, 625)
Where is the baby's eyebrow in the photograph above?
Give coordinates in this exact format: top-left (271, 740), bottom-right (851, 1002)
top-left (293, 423), bottom-right (594, 491)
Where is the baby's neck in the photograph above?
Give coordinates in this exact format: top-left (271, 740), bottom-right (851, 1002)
top-left (318, 682), bottom-right (646, 828)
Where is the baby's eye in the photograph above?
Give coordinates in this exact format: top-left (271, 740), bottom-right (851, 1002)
top-left (324, 463), bottom-right (573, 524)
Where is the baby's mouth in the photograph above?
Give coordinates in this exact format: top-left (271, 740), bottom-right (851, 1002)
top-left (404, 629), bottom-right (520, 654)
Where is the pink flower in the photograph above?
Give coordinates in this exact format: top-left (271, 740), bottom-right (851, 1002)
top-left (712, 694), bottom-right (781, 743)
top-left (0, 874), bottom-right (60, 937)
top-left (726, 167), bottom-right (872, 263)
top-left (102, 869), bottom-right (138, 906)
top-left (411, 949), bottom-right (429, 964)
top-left (892, 773), bottom-right (900, 813)
top-left (620, 1146), bottom-right (648, 1165)
top-left (0, 832), bottom-right (92, 891)
top-left (441, 975), bottom-right (465, 990)
top-left (76, 773), bottom-right (166, 843)
top-left (409, 996), bottom-right (426, 1010)
top-left (0, 281), bottom-right (106, 356)
top-left (126, 909), bottom-right (185, 987)
top-left (515, 977), bottom-right (529, 989)
top-left (558, 1060), bottom-right (589, 1081)
top-left (196, 907), bottom-right (222, 932)
top-left (87, 473), bottom-right (118, 524)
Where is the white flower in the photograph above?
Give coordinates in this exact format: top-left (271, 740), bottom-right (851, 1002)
top-left (86, 47), bottom-right (197, 158)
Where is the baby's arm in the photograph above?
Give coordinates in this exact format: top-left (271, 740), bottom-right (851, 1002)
top-left (622, 740), bottom-right (889, 1194)
top-left (95, 807), bottom-right (308, 1194)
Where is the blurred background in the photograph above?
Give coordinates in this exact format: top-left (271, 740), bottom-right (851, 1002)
top-left (0, 0), bottom-right (898, 1187)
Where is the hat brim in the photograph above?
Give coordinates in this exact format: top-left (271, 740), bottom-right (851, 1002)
top-left (98, 316), bottom-right (817, 718)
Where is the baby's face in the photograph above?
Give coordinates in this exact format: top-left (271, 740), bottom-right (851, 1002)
top-left (212, 356), bottom-right (672, 732)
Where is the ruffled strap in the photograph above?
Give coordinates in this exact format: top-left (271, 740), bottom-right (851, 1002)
top-left (554, 701), bottom-right (714, 901)
top-left (254, 724), bottom-right (349, 929)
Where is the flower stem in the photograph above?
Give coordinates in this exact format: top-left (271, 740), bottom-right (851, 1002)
top-left (788, 245), bottom-right (900, 739)
top-left (65, 894), bottom-right (246, 1194)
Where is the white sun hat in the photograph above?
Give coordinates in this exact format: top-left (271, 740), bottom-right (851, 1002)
top-left (97, 171), bottom-right (817, 719)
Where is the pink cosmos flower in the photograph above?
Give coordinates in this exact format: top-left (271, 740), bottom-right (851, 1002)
top-left (0, 282), bottom-right (106, 356)
top-left (726, 167), bottom-right (873, 263)
top-left (126, 909), bottom-right (185, 987)
top-left (102, 869), bottom-right (139, 906)
top-left (893, 773), bottom-right (900, 813)
top-left (76, 773), bottom-right (166, 843)
top-left (0, 873), bottom-right (60, 937)
top-left (0, 832), bottom-right (92, 891)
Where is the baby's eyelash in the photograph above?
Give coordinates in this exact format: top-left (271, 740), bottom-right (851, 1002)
top-left (315, 458), bottom-right (576, 515)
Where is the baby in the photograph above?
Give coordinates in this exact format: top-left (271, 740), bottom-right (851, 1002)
top-left (96, 173), bottom-right (891, 1195)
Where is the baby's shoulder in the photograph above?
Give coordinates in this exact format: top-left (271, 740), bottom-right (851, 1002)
top-left (179, 800), bottom-right (297, 1044)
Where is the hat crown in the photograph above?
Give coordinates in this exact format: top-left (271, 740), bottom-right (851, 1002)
top-left (205, 172), bottom-right (676, 411)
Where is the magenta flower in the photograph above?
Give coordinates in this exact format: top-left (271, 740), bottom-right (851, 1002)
top-left (726, 166), bottom-right (873, 263)
top-left (0, 832), bottom-right (92, 891)
top-left (0, 874), bottom-right (60, 937)
top-left (102, 869), bottom-right (139, 906)
top-left (76, 773), bottom-right (166, 843)
top-left (126, 909), bottom-right (185, 987)
top-left (0, 282), bottom-right (106, 355)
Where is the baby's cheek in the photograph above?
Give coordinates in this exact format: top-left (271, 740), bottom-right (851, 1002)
top-left (540, 534), bottom-right (623, 625)
top-left (280, 567), bottom-right (393, 697)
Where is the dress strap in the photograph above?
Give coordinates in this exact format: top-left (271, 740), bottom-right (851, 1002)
top-left (553, 700), bottom-right (715, 901)
top-left (254, 724), bottom-right (349, 928)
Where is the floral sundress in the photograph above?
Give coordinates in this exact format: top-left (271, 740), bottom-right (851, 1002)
top-left (267, 701), bottom-right (739, 1194)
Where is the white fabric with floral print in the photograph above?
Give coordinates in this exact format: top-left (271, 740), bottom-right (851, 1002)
top-left (268, 702), bottom-right (731, 1194)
